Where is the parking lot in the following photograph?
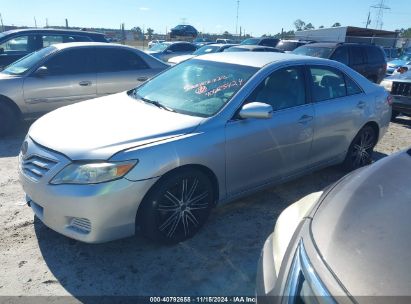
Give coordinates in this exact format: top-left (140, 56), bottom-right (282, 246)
top-left (0, 116), bottom-right (410, 298)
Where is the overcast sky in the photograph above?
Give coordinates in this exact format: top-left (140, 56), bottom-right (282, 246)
top-left (1, 0), bottom-right (410, 35)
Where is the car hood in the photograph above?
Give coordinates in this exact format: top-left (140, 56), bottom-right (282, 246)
top-left (311, 150), bottom-right (411, 296)
top-left (0, 72), bottom-right (21, 80)
top-left (28, 92), bottom-right (204, 160)
top-left (168, 55), bottom-right (195, 64)
top-left (388, 59), bottom-right (407, 67)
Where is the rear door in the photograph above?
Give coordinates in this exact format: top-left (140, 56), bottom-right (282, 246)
top-left (308, 65), bottom-right (366, 165)
top-left (23, 47), bottom-right (97, 114)
top-left (95, 47), bottom-right (153, 96)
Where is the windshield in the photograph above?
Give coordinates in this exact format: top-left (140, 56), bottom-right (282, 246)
top-left (292, 46), bottom-right (334, 58)
top-left (277, 41), bottom-right (299, 51)
top-left (241, 38), bottom-right (260, 45)
top-left (130, 59), bottom-right (258, 117)
top-left (149, 43), bottom-right (169, 52)
top-left (193, 45), bottom-right (220, 55)
top-left (399, 54), bottom-right (411, 61)
top-left (2, 46), bottom-right (57, 75)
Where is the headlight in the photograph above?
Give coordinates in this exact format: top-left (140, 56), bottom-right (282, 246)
top-left (50, 160), bottom-right (138, 185)
top-left (380, 80), bottom-right (393, 92)
top-left (284, 241), bottom-right (334, 303)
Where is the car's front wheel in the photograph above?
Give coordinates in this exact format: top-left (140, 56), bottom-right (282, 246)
top-left (343, 125), bottom-right (377, 171)
top-left (139, 168), bottom-right (214, 244)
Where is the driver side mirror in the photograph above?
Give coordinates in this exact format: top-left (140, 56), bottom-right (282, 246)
top-left (33, 66), bottom-right (49, 77)
top-left (239, 102), bottom-right (273, 119)
top-left (0, 47), bottom-right (4, 54)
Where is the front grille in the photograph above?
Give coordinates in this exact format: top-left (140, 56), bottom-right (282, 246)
top-left (68, 218), bottom-right (92, 234)
top-left (22, 155), bottom-right (58, 182)
top-left (391, 82), bottom-right (411, 97)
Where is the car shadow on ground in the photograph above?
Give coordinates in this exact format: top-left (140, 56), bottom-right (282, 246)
top-left (392, 116), bottom-right (411, 129)
top-left (34, 165), bottom-right (350, 300)
top-left (0, 120), bottom-right (32, 158)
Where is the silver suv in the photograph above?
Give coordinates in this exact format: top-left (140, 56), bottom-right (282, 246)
top-left (0, 42), bottom-right (168, 136)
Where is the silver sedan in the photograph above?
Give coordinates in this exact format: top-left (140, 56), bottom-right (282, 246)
top-left (0, 42), bottom-right (168, 136)
top-left (19, 52), bottom-right (391, 244)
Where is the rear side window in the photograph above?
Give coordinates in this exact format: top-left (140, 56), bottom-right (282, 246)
top-left (96, 48), bottom-right (148, 72)
top-left (309, 67), bottom-right (347, 102)
top-left (366, 46), bottom-right (385, 64)
top-left (350, 47), bottom-right (365, 65)
top-left (43, 48), bottom-right (95, 75)
top-left (345, 76), bottom-right (363, 95)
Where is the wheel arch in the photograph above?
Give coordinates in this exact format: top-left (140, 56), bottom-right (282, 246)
top-left (362, 120), bottom-right (380, 144)
top-left (135, 164), bottom-right (220, 224)
top-left (0, 94), bottom-right (22, 118)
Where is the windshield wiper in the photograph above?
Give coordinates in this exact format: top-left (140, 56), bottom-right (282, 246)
top-left (140, 97), bottom-right (176, 113)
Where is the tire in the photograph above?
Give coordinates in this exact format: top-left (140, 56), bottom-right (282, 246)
top-left (0, 100), bottom-right (17, 137)
top-left (139, 168), bottom-right (214, 244)
top-left (342, 125), bottom-right (377, 171)
top-left (391, 110), bottom-right (400, 121)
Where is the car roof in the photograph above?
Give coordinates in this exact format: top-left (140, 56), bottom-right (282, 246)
top-left (1, 28), bottom-right (104, 36)
top-left (229, 45), bottom-right (275, 51)
top-left (50, 42), bottom-right (136, 50)
top-left (195, 51), bottom-right (327, 68)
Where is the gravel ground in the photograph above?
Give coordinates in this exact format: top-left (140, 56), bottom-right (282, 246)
top-left (0, 117), bottom-right (410, 300)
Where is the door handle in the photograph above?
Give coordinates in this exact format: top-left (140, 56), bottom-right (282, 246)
top-left (137, 77), bottom-right (148, 82)
top-left (79, 81), bottom-right (92, 86)
top-left (298, 115), bottom-right (314, 124)
top-left (357, 101), bottom-right (366, 109)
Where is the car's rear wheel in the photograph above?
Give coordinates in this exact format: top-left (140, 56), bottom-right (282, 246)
top-left (139, 168), bottom-right (214, 244)
top-left (343, 125), bottom-right (377, 171)
top-left (0, 100), bottom-right (18, 137)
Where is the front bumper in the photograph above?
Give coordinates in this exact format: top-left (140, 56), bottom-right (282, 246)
top-left (19, 138), bottom-right (159, 243)
top-left (256, 233), bottom-right (277, 297)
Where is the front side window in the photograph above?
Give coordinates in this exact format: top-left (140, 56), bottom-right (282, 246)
top-left (310, 67), bottom-right (347, 102)
top-left (2, 46), bottom-right (57, 75)
top-left (43, 48), bottom-right (94, 75)
top-left (131, 59), bottom-right (257, 117)
top-left (247, 66), bottom-right (306, 111)
top-left (0, 35), bottom-right (30, 52)
top-left (96, 48), bottom-right (148, 72)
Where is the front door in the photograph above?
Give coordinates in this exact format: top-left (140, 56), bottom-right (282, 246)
top-left (23, 47), bottom-right (97, 114)
top-left (225, 65), bottom-right (315, 195)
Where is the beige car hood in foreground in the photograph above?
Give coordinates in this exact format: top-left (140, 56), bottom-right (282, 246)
top-left (29, 92), bottom-right (204, 160)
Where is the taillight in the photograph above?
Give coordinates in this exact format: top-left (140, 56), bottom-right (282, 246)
top-left (387, 95), bottom-right (393, 106)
